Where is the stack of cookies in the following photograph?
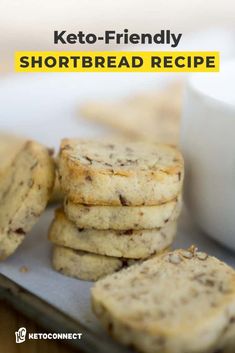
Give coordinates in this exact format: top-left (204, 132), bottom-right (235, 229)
top-left (48, 139), bottom-right (184, 281)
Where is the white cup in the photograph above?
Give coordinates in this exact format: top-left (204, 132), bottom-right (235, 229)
top-left (181, 60), bottom-right (235, 250)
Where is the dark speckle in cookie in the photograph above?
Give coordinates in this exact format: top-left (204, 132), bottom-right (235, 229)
top-left (85, 175), bottom-right (92, 182)
top-left (14, 228), bottom-right (26, 235)
top-left (119, 194), bottom-right (129, 206)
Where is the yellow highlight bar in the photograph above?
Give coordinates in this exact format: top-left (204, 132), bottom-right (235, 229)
top-left (15, 51), bottom-right (220, 72)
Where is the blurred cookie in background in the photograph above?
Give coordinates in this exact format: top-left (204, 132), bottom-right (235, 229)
top-left (79, 82), bottom-right (183, 145)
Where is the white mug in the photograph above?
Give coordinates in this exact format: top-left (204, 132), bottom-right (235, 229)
top-left (181, 60), bottom-right (235, 250)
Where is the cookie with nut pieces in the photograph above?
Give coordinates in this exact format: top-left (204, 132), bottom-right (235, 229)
top-left (52, 245), bottom-right (139, 281)
top-left (0, 133), bottom-right (25, 179)
top-left (64, 195), bottom-right (182, 230)
top-left (92, 246), bottom-right (235, 353)
top-left (48, 208), bottom-right (177, 259)
top-left (0, 141), bottom-right (55, 260)
top-left (58, 139), bottom-right (184, 206)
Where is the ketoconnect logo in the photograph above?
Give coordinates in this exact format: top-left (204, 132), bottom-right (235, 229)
top-left (15, 327), bottom-right (82, 344)
top-left (15, 327), bottom-right (27, 343)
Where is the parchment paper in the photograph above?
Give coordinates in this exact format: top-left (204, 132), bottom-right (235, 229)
top-left (0, 206), bottom-right (234, 340)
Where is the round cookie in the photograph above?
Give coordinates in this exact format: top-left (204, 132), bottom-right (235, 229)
top-left (0, 133), bottom-right (25, 179)
top-left (58, 139), bottom-right (184, 206)
top-left (0, 141), bottom-right (55, 260)
top-left (64, 195), bottom-right (182, 230)
top-left (92, 247), bottom-right (235, 353)
top-left (52, 246), bottom-right (133, 281)
top-left (0, 133), bottom-right (61, 204)
top-left (48, 209), bottom-right (177, 259)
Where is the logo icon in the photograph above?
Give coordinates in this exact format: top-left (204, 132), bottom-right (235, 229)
top-left (15, 327), bottom-right (27, 343)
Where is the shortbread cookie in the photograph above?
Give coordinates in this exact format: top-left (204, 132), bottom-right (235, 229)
top-left (49, 209), bottom-right (176, 259)
top-left (50, 170), bottom-right (64, 203)
top-left (80, 82), bottom-right (182, 144)
top-left (92, 246), bottom-right (235, 353)
top-left (64, 195), bottom-right (182, 230)
top-left (58, 139), bottom-right (184, 206)
top-left (52, 245), bottom-right (137, 281)
top-left (0, 141), bottom-right (55, 260)
top-left (0, 133), bottom-right (25, 179)
top-left (0, 133), bottom-right (61, 204)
